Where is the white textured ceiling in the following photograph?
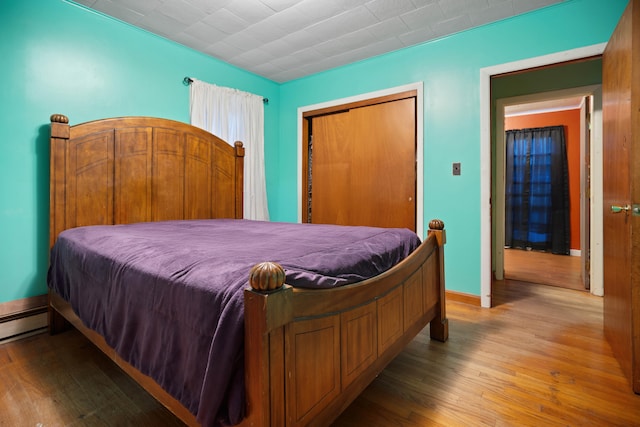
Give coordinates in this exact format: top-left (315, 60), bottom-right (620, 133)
top-left (73, 0), bottom-right (565, 83)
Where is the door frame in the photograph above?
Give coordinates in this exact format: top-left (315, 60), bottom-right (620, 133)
top-left (494, 85), bottom-right (602, 291)
top-left (479, 43), bottom-right (607, 307)
top-left (297, 82), bottom-right (424, 237)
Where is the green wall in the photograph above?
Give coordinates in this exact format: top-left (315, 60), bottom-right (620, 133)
top-left (0, 0), bottom-right (279, 304)
top-left (273, 0), bottom-right (627, 296)
top-left (0, 0), bottom-right (629, 305)
top-left (492, 58), bottom-right (603, 100)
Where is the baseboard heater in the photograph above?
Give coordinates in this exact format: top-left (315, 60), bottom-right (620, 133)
top-left (0, 296), bottom-right (48, 343)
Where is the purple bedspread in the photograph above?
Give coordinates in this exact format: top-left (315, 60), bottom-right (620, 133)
top-left (47, 219), bottom-right (420, 426)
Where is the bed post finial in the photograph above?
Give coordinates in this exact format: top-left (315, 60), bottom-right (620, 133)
top-left (50, 114), bottom-right (69, 124)
top-left (50, 114), bottom-right (70, 141)
top-left (428, 218), bottom-right (444, 230)
top-left (234, 140), bottom-right (245, 156)
top-left (428, 219), bottom-right (445, 246)
top-left (249, 261), bottom-right (286, 292)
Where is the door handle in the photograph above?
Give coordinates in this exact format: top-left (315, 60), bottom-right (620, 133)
top-left (611, 205), bottom-right (630, 213)
top-left (611, 205), bottom-right (640, 216)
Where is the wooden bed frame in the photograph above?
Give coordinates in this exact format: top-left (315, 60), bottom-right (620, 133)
top-left (47, 114), bottom-right (448, 427)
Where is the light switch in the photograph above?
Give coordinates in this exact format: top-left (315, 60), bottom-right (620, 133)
top-left (453, 162), bottom-right (461, 176)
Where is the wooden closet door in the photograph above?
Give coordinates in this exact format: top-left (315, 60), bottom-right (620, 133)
top-left (310, 97), bottom-right (416, 230)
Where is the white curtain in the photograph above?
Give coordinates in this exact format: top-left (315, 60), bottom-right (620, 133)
top-left (189, 79), bottom-right (269, 220)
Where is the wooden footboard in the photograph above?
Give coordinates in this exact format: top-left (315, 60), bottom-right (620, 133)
top-left (48, 220), bottom-right (447, 427)
top-left (241, 220), bottom-right (448, 427)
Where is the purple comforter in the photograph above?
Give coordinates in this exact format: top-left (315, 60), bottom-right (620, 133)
top-left (47, 219), bottom-right (420, 426)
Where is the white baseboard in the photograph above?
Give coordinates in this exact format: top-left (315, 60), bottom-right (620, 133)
top-left (570, 249), bottom-right (581, 257)
top-left (0, 312), bottom-right (48, 343)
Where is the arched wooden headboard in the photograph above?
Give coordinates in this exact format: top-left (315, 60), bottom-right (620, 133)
top-left (49, 114), bottom-right (244, 247)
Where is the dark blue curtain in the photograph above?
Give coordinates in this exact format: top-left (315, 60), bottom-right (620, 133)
top-left (505, 126), bottom-right (570, 255)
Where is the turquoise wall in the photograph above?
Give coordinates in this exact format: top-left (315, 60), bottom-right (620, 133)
top-left (0, 0), bottom-right (279, 304)
top-left (0, 0), bottom-right (629, 305)
top-left (273, 0), bottom-right (627, 296)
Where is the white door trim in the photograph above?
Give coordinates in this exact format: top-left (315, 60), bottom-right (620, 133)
top-left (297, 82), bottom-right (425, 237)
top-left (479, 43), bottom-right (607, 307)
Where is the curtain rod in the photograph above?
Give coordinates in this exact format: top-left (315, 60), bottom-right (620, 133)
top-left (183, 77), bottom-right (268, 104)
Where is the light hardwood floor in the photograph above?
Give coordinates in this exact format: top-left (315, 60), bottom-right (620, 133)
top-left (1, 280), bottom-right (639, 426)
top-left (504, 248), bottom-right (584, 291)
top-left (333, 280), bottom-right (640, 426)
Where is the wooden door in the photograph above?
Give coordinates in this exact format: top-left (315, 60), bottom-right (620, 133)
top-left (306, 97), bottom-right (416, 230)
top-left (602, 0), bottom-right (640, 394)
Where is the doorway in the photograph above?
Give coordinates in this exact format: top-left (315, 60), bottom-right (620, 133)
top-left (479, 44), bottom-right (607, 307)
top-left (496, 91), bottom-right (598, 292)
